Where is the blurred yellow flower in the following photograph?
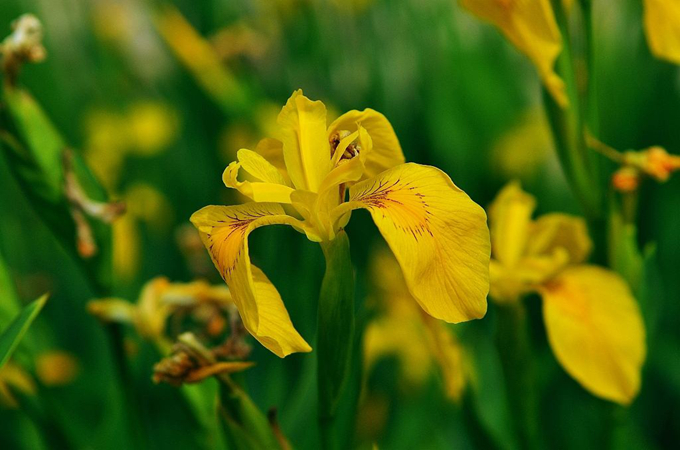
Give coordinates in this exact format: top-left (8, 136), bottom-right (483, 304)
top-left (364, 250), bottom-right (468, 402)
top-left (84, 102), bottom-right (179, 190)
top-left (644, 0), bottom-right (680, 64)
top-left (460, 0), bottom-right (568, 107)
top-left (113, 183), bottom-right (174, 283)
top-left (491, 110), bottom-right (554, 179)
top-left (88, 278), bottom-right (233, 349)
top-left (35, 352), bottom-right (80, 386)
top-left (0, 363), bottom-right (35, 408)
top-left (191, 89), bottom-right (490, 357)
top-left (126, 102), bottom-right (179, 156)
top-left (489, 182), bottom-right (646, 404)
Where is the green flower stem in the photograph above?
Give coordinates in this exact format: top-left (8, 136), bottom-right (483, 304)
top-left (496, 301), bottom-right (539, 450)
top-left (545, 0), bottom-right (603, 221)
top-left (177, 333), bottom-right (282, 450)
top-left (317, 230), bottom-right (356, 450)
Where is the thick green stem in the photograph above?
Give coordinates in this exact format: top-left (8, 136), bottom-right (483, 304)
top-left (544, 0), bottom-right (602, 220)
top-left (317, 230), bottom-right (356, 450)
top-left (496, 302), bottom-right (539, 450)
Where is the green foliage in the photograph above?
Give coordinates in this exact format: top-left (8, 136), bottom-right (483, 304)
top-left (0, 294), bottom-right (47, 369)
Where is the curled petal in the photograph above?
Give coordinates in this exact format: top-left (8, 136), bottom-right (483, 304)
top-left (328, 108), bottom-right (405, 179)
top-left (539, 266), bottom-right (646, 404)
top-left (277, 90), bottom-right (331, 191)
top-left (336, 163), bottom-right (490, 323)
top-left (222, 159), bottom-right (295, 204)
top-left (190, 204), bottom-right (311, 357)
top-left (526, 213), bottom-right (592, 264)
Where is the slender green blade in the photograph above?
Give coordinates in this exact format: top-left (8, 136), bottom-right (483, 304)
top-left (0, 293), bottom-right (48, 369)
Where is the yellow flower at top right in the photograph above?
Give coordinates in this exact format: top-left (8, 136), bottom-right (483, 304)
top-left (460, 0), bottom-right (568, 107)
top-left (644, 0), bottom-right (680, 64)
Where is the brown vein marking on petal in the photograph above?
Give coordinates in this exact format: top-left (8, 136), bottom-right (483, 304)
top-left (352, 177), bottom-right (433, 241)
top-left (205, 207), bottom-right (273, 279)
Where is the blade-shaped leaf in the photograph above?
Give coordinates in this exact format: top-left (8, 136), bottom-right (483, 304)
top-left (0, 293), bottom-right (48, 369)
top-left (1, 83), bottom-right (112, 291)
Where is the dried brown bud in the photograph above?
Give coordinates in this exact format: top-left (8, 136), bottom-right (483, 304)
top-left (1, 14), bottom-right (46, 84)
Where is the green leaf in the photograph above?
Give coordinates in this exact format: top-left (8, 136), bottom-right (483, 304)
top-left (608, 200), bottom-right (643, 289)
top-left (0, 293), bottom-right (48, 369)
top-left (218, 382), bottom-right (281, 450)
top-left (0, 83), bottom-right (112, 291)
top-left (0, 250), bottom-right (21, 324)
top-left (317, 231), bottom-right (355, 416)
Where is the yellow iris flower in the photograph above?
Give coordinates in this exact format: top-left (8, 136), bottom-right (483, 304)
top-left (191, 90), bottom-right (491, 358)
top-left (364, 250), bottom-right (468, 402)
top-left (460, 0), bottom-right (568, 107)
top-left (644, 0), bottom-right (680, 64)
top-left (88, 277), bottom-right (233, 347)
top-left (489, 182), bottom-right (646, 404)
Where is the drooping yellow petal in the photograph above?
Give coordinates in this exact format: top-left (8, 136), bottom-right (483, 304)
top-left (337, 163), bottom-right (490, 323)
top-left (526, 213), bottom-right (592, 264)
top-left (488, 181), bottom-right (535, 267)
top-left (190, 203), bottom-right (311, 357)
top-left (644, 0), bottom-right (680, 64)
top-left (328, 109), bottom-right (405, 179)
top-left (277, 90), bottom-right (331, 191)
top-left (539, 266), bottom-right (646, 404)
top-left (460, 0), bottom-right (568, 107)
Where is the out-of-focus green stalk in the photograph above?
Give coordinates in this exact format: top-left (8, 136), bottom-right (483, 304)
top-left (317, 230), bottom-right (356, 450)
top-left (544, 0), bottom-right (602, 221)
top-left (177, 333), bottom-right (282, 450)
top-left (496, 301), bottom-right (539, 450)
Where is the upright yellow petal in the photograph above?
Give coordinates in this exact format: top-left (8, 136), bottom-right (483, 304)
top-left (460, 0), bottom-right (568, 107)
top-left (644, 0), bottom-right (680, 64)
top-left (526, 213), bottom-right (592, 264)
top-left (540, 266), bottom-right (646, 404)
top-left (488, 181), bottom-right (535, 267)
top-left (328, 109), bottom-right (405, 179)
top-left (277, 90), bottom-right (331, 191)
top-left (190, 203), bottom-right (311, 357)
top-left (337, 163), bottom-right (490, 322)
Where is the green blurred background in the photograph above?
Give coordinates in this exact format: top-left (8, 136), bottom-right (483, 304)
top-left (0, 0), bottom-right (678, 449)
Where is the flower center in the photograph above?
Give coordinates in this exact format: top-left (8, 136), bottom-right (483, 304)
top-left (329, 130), bottom-right (361, 163)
